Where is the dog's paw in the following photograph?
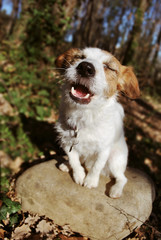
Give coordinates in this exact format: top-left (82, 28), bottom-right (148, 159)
top-left (109, 185), bottom-right (123, 199)
top-left (59, 163), bottom-right (70, 172)
top-left (84, 174), bottom-right (99, 189)
top-left (73, 167), bottom-right (86, 185)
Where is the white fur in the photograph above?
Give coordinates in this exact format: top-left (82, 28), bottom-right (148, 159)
top-left (56, 48), bottom-right (128, 198)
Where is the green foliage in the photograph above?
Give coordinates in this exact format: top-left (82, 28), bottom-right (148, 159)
top-left (0, 196), bottom-right (21, 220)
top-left (22, 0), bottom-right (71, 59)
top-left (0, 168), bottom-right (21, 227)
top-left (0, 35), bottom-right (62, 229)
top-left (0, 194), bottom-right (21, 226)
top-left (0, 39), bottom-right (61, 161)
top-left (0, 0), bottom-right (67, 226)
top-left (1, 168), bottom-right (11, 192)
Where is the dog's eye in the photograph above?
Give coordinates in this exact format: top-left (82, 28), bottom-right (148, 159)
top-left (74, 55), bottom-right (85, 60)
top-left (103, 63), bottom-right (117, 73)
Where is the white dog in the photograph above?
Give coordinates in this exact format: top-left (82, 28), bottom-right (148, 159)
top-left (55, 47), bottom-right (140, 198)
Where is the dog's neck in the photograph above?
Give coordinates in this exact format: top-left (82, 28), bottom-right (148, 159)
top-left (59, 94), bottom-right (118, 131)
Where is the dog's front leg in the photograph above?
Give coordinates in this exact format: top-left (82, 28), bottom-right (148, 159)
top-left (84, 148), bottom-right (110, 189)
top-left (65, 147), bottom-right (86, 185)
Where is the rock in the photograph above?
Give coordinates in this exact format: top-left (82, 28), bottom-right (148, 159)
top-left (16, 160), bottom-right (155, 240)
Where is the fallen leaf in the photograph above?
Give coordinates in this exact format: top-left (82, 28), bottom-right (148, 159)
top-left (3, 63), bottom-right (16, 73)
top-left (36, 219), bottom-right (53, 235)
top-left (9, 157), bottom-right (23, 173)
top-left (0, 151), bottom-right (13, 168)
top-left (144, 158), bottom-right (158, 173)
top-left (0, 228), bottom-right (6, 239)
top-left (136, 133), bottom-right (143, 141)
top-left (156, 148), bottom-right (161, 156)
top-left (11, 224), bottom-right (31, 240)
top-left (0, 93), bottom-right (14, 116)
top-left (2, 212), bottom-right (10, 226)
top-left (61, 224), bottom-right (73, 237)
top-left (24, 214), bottom-right (40, 226)
top-left (45, 109), bottom-right (58, 123)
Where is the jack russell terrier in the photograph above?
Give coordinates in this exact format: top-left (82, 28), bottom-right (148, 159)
top-left (55, 47), bottom-right (140, 198)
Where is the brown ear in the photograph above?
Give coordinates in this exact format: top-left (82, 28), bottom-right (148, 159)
top-left (55, 53), bottom-right (66, 68)
top-left (118, 66), bottom-right (140, 99)
top-left (55, 48), bottom-right (81, 68)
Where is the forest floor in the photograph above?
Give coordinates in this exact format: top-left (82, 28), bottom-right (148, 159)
top-left (1, 90), bottom-right (161, 240)
top-left (120, 93), bottom-right (161, 239)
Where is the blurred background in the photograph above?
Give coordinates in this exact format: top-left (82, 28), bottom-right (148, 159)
top-left (0, 0), bottom-right (161, 239)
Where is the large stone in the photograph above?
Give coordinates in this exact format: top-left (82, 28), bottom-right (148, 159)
top-left (16, 160), bottom-right (155, 240)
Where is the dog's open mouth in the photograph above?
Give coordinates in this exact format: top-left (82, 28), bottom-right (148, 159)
top-left (70, 84), bottom-right (93, 104)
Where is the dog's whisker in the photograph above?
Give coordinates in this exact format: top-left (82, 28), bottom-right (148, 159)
top-left (63, 57), bottom-right (72, 67)
top-left (49, 67), bottom-right (66, 71)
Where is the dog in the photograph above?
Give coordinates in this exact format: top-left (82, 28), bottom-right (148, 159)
top-left (55, 47), bottom-right (140, 198)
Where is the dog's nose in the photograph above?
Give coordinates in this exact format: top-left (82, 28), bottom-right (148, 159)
top-left (76, 61), bottom-right (95, 77)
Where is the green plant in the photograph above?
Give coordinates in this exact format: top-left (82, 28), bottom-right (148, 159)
top-left (0, 195), bottom-right (21, 226)
top-left (0, 40), bottom-right (62, 161)
top-left (0, 168), bottom-right (21, 227)
top-left (22, 0), bottom-right (71, 59)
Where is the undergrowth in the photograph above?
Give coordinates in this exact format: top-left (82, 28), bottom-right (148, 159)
top-left (0, 40), bottom-right (61, 231)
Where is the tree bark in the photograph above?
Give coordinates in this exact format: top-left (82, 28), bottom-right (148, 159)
top-left (73, 0), bottom-right (106, 48)
top-left (122, 0), bottom-right (150, 65)
top-left (6, 0), bottom-right (20, 37)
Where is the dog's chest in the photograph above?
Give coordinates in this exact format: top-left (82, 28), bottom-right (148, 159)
top-left (66, 109), bottom-right (115, 154)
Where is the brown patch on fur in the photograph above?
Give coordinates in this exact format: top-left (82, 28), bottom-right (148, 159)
top-left (55, 48), bottom-right (82, 68)
top-left (104, 69), bottom-right (118, 97)
top-left (103, 55), bottom-right (121, 98)
top-left (118, 66), bottom-right (140, 99)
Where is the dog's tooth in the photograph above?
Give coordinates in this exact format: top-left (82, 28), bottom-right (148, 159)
top-left (84, 93), bottom-right (90, 99)
top-left (71, 86), bottom-right (76, 95)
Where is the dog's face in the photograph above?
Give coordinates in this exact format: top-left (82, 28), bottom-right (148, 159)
top-left (55, 48), bottom-right (140, 104)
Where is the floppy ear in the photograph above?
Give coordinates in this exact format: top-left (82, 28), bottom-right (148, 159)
top-left (55, 48), bottom-right (81, 68)
top-left (117, 66), bottom-right (140, 99)
top-left (55, 52), bottom-right (66, 68)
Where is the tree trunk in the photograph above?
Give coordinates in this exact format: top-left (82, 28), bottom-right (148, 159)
top-left (151, 27), bottom-right (161, 66)
top-left (73, 0), bottom-right (106, 48)
top-left (122, 0), bottom-right (150, 65)
top-left (6, 0), bottom-right (20, 37)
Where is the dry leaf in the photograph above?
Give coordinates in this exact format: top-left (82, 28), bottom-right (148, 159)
top-left (136, 133), bottom-right (143, 141)
top-left (0, 151), bottom-right (13, 168)
top-left (9, 157), bottom-right (23, 173)
top-left (3, 63), bottom-right (16, 73)
top-left (3, 213), bottom-right (10, 226)
top-left (11, 224), bottom-right (31, 240)
top-left (45, 109), bottom-right (58, 123)
top-left (61, 224), bottom-right (73, 237)
top-left (0, 228), bottom-right (6, 239)
top-left (0, 94), bottom-right (14, 116)
top-left (144, 158), bottom-right (158, 173)
top-left (156, 148), bottom-right (161, 156)
top-left (24, 214), bottom-right (40, 226)
top-left (36, 219), bottom-right (53, 235)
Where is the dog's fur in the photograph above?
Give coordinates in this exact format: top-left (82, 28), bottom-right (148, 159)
top-left (55, 47), bottom-right (140, 198)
